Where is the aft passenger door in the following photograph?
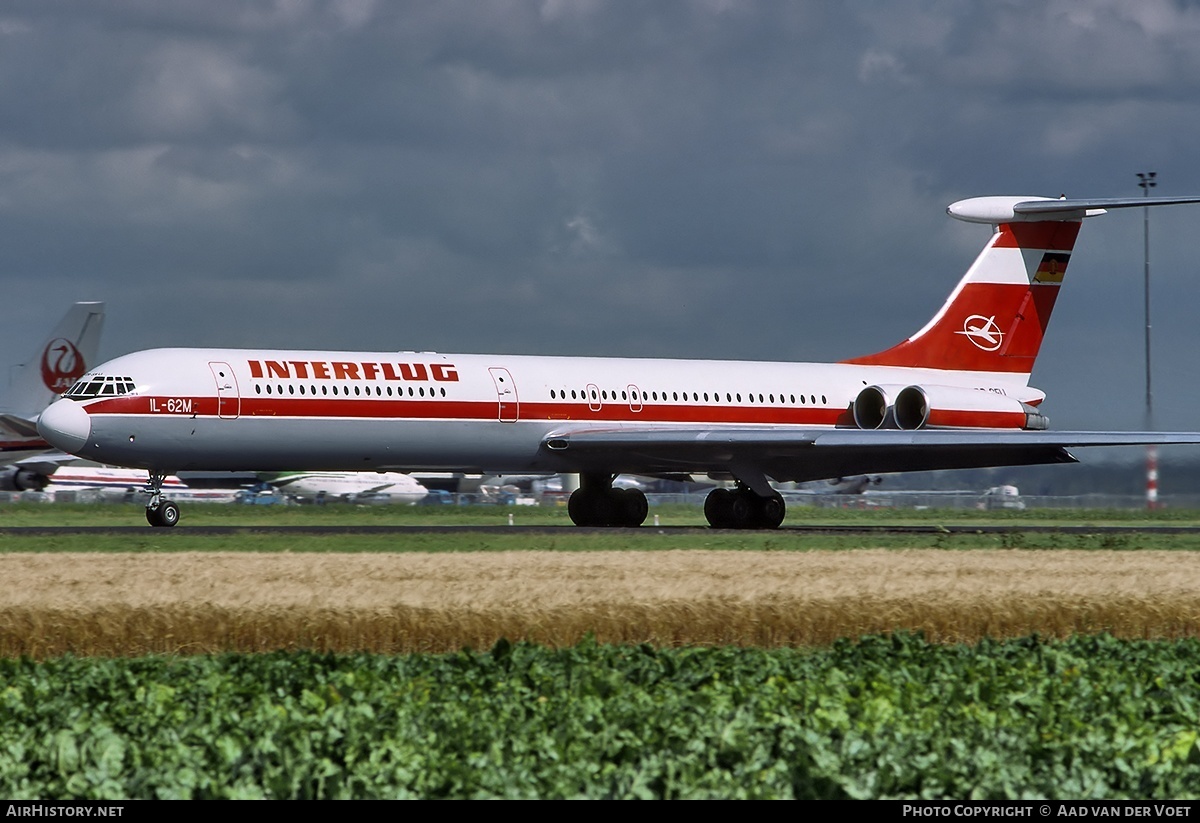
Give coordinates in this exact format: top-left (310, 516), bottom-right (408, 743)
top-left (208, 361), bottom-right (240, 419)
top-left (488, 367), bottom-right (519, 422)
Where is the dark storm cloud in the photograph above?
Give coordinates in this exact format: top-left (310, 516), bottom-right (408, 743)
top-left (3, 0), bottom-right (1200, 433)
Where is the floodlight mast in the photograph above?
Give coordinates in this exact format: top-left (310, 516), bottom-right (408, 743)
top-left (1138, 171), bottom-right (1157, 509)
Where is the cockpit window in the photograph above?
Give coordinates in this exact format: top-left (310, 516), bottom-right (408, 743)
top-left (65, 376), bottom-right (136, 399)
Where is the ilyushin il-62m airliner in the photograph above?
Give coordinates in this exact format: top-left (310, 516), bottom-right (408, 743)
top-left (37, 194), bottom-right (1200, 528)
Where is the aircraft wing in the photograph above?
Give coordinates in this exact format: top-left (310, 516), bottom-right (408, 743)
top-left (0, 414), bottom-right (40, 440)
top-left (543, 428), bottom-right (1200, 485)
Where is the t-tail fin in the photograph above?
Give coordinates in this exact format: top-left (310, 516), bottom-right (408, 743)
top-left (3, 302), bottom-right (105, 421)
top-left (843, 194), bottom-right (1200, 378)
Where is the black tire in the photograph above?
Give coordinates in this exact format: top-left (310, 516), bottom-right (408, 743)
top-left (704, 488), bottom-right (733, 529)
top-left (757, 493), bottom-right (786, 529)
top-left (569, 488), bottom-right (614, 526)
top-left (567, 488), bottom-right (593, 526)
top-left (146, 501), bottom-right (180, 528)
top-left (619, 488), bottom-right (648, 527)
top-left (727, 492), bottom-right (756, 529)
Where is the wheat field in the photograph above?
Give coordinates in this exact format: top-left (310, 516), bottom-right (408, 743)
top-left (2, 549), bottom-right (1198, 656)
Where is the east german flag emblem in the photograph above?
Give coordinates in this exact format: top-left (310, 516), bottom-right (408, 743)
top-left (1033, 252), bottom-right (1070, 284)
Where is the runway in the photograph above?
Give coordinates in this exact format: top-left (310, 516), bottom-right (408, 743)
top-left (2, 523), bottom-right (1199, 536)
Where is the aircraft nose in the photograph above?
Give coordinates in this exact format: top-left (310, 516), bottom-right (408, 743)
top-left (37, 399), bottom-right (91, 454)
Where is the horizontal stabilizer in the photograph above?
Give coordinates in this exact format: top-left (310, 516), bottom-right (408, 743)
top-left (949, 195), bottom-right (1200, 224)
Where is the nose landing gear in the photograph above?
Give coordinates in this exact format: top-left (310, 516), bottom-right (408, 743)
top-left (143, 472), bottom-right (181, 528)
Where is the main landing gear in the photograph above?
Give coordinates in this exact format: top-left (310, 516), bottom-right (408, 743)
top-left (703, 485), bottom-right (786, 530)
top-left (143, 472), bottom-right (180, 528)
top-left (567, 473), bottom-right (649, 527)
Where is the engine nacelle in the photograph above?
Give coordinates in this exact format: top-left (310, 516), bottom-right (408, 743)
top-left (0, 466), bottom-right (52, 491)
top-left (852, 384), bottom-right (907, 430)
top-left (894, 385), bottom-right (1049, 430)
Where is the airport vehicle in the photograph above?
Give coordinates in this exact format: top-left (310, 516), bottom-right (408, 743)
top-left (1, 302), bottom-right (105, 490)
top-left (262, 471), bottom-right (428, 504)
top-left (36, 195), bottom-right (1200, 528)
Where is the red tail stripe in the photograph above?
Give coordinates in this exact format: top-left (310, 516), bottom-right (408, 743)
top-left (992, 221), bottom-right (1081, 251)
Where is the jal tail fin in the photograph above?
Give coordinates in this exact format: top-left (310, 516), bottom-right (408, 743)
top-left (842, 194), bottom-right (1200, 378)
top-left (4, 302), bottom-right (105, 421)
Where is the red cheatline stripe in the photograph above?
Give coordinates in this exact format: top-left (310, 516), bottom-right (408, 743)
top-left (84, 395), bottom-right (854, 427)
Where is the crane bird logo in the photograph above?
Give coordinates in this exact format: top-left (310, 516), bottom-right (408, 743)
top-left (956, 315), bottom-right (1004, 352)
top-left (40, 338), bottom-right (86, 393)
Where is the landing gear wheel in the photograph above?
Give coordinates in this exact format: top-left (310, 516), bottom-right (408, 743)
top-left (618, 488), bottom-right (649, 527)
top-left (757, 493), bottom-right (786, 530)
top-left (727, 491), bottom-right (757, 528)
top-left (568, 482), bottom-right (648, 527)
top-left (568, 488), bottom-right (611, 526)
top-left (704, 487), bottom-right (787, 530)
top-left (147, 501), bottom-right (180, 528)
top-left (704, 488), bottom-right (734, 529)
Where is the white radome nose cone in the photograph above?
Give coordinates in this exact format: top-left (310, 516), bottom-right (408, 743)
top-left (37, 399), bottom-right (91, 454)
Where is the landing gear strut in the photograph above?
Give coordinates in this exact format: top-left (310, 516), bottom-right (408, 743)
top-left (567, 473), bottom-right (649, 527)
top-left (143, 472), bottom-right (180, 528)
top-left (704, 485), bottom-right (786, 530)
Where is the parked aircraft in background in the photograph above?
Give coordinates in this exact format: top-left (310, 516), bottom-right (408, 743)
top-left (40, 465), bottom-right (189, 501)
top-left (262, 471), bottom-right (428, 504)
top-left (827, 475), bottom-right (883, 495)
top-left (37, 194), bottom-right (1200, 528)
top-left (1, 302), bottom-right (104, 490)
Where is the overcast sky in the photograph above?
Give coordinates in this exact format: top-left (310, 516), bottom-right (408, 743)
top-left (4, 0), bottom-right (1200, 434)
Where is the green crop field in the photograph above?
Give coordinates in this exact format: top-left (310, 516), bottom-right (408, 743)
top-left (3, 634), bottom-right (1200, 799)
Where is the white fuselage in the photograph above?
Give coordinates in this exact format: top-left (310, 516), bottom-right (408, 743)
top-left (37, 347), bottom-right (1038, 482)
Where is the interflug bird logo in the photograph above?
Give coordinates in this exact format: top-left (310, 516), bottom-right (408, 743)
top-left (41, 338), bottom-right (86, 393)
top-left (956, 314), bottom-right (1004, 352)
